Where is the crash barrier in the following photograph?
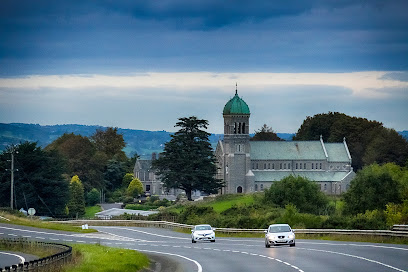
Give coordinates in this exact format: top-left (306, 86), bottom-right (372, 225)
top-left (55, 219), bottom-right (408, 238)
top-left (392, 225), bottom-right (408, 231)
top-left (0, 238), bottom-right (72, 272)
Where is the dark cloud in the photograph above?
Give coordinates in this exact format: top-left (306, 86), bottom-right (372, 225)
top-left (380, 72), bottom-right (408, 82)
top-left (0, 0), bottom-right (407, 75)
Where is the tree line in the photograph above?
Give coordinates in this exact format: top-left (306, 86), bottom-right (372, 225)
top-left (0, 127), bottom-right (143, 217)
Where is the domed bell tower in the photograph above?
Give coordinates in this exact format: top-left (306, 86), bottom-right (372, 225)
top-left (221, 85), bottom-right (253, 193)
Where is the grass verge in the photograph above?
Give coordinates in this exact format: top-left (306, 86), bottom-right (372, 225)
top-left (84, 205), bottom-right (102, 218)
top-left (63, 244), bottom-right (150, 272)
top-left (0, 240), bottom-right (60, 258)
top-left (0, 212), bottom-right (96, 233)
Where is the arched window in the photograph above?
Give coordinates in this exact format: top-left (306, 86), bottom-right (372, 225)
top-left (237, 186), bottom-right (243, 193)
top-left (255, 184), bottom-right (258, 191)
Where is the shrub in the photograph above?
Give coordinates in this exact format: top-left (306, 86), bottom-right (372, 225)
top-left (263, 175), bottom-right (329, 214)
top-left (349, 210), bottom-right (386, 230)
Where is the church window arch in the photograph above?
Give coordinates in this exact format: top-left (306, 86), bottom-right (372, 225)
top-left (237, 186), bottom-right (243, 193)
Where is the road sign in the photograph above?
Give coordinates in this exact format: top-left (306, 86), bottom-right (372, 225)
top-left (28, 208), bottom-right (36, 216)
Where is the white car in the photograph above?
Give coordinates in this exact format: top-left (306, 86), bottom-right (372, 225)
top-left (264, 224), bottom-right (295, 247)
top-left (191, 224), bottom-right (215, 243)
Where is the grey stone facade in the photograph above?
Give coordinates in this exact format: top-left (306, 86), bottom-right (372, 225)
top-left (215, 91), bottom-right (356, 195)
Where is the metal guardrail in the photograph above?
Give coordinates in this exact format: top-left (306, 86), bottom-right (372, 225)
top-left (392, 225), bottom-right (408, 231)
top-left (55, 220), bottom-right (408, 238)
top-left (0, 238), bottom-right (72, 272)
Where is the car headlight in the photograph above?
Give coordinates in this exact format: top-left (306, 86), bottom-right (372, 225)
top-left (267, 234), bottom-right (276, 240)
top-left (288, 234), bottom-right (295, 239)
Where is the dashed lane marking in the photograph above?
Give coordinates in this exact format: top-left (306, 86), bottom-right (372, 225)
top-left (298, 247), bottom-right (405, 272)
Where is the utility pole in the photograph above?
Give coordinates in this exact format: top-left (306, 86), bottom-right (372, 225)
top-left (7, 145), bottom-right (18, 209)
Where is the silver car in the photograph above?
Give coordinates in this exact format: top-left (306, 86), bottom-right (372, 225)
top-left (264, 224), bottom-right (295, 247)
top-left (191, 224), bottom-right (215, 243)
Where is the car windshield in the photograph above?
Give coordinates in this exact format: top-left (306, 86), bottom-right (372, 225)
top-left (196, 225), bottom-right (212, 231)
top-left (269, 225), bottom-right (291, 233)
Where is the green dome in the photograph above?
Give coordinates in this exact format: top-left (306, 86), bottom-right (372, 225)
top-left (223, 91), bottom-right (250, 115)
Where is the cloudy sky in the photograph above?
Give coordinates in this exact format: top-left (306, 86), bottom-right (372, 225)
top-left (1, 0), bottom-right (407, 134)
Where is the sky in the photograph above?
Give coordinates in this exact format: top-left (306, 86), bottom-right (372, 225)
top-left (0, 0), bottom-right (407, 134)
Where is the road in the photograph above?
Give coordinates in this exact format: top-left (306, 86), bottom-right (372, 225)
top-left (1, 223), bottom-right (407, 272)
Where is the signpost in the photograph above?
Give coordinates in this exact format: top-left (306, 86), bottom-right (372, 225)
top-left (28, 208), bottom-right (36, 219)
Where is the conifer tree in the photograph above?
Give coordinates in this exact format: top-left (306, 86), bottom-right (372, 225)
top-left (153, 116), bottom-right (224, 200)
top-left (68, 175), bottom-right (86, 218)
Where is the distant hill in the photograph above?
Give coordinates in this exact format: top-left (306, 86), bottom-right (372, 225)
top-left (2, 123), bottom-right (403, 158)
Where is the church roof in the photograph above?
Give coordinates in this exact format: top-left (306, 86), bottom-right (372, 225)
top-left (223, 90), bottom-right (250, 115)
top-left (253, 170), bottom-right (354, 183)
top-left (250, 141), bottom-right (350, 162)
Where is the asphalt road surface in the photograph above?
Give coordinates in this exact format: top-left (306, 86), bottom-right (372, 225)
top-left (1, 223), bottom-right (407, 272)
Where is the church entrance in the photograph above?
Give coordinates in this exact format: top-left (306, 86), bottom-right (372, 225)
top-left (237, 186), bottom-right (243, 193)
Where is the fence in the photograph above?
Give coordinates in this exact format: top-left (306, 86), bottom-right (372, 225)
top-left (55, 220), bottom-right (408, 238)
top-left (0, 238), bottom-right (72, 272)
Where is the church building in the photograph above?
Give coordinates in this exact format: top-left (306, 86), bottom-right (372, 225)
top-left (215, 88), bottom-right (355, 195)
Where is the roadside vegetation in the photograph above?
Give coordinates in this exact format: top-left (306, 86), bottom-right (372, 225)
top-left (63, 244), bottom-right (149, 272)
top-left (84, 205), bottom-right (102, 218)
top-left (0, 239), bottom-right (149, 272)
top-left (148, 163), bottom-right (408, 232)
top-left (0, 211), bottom-right (96, 233)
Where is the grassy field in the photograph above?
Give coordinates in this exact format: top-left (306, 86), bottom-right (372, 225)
top-left (0, 212), bottom-right (96, 233)
top-left (202, 194), bottom-right (257, 213)
top-left (84, 205), bottom-right (102, 218)
top-left (63, 244), bottom-right (149, 272)
top-left (166, 193), bottom-right (260, 214)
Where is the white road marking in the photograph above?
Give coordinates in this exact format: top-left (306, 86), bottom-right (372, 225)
top-left (298, 241), bottom-right (408, 251)
top-left (0, 252), bottom-right (25, 264)
top-left (96, 226), bottom-right (190, 240)
top-left (298, 247), bottom-right (406, 272)
top-left (136, 249), bottom-right (203, 272)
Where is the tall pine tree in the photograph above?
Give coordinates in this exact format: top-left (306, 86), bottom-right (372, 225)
top-left (153, 116), bottom-right (224, 200)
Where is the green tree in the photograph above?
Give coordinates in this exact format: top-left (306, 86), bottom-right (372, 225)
top-left (104, 158), bottom-right (127, 191)
top-left (127, 178), bottom-right (143, 198)
top-left (122, 173), bottom-right (134, 188)
top-left (293, 112), bottom-right (408, 170)
top-left (343, 164), bottom-right (402, 215)
top-left (153, 116), bottom-right (224, 200)
top-left (250, 124), bottom-right (283, 141)
top-left (87, 188), bottom-right (100, 206)
top-left (263, 175), bottom-right (329, 214)
top-left (90, 127), bottom-right (126, 159)
top-left (68, 175), bottom-right (86, 217)
top-left (0, 142), bottom-right (68, 216)
top-left (46, 133), bottom-right (106, 191)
